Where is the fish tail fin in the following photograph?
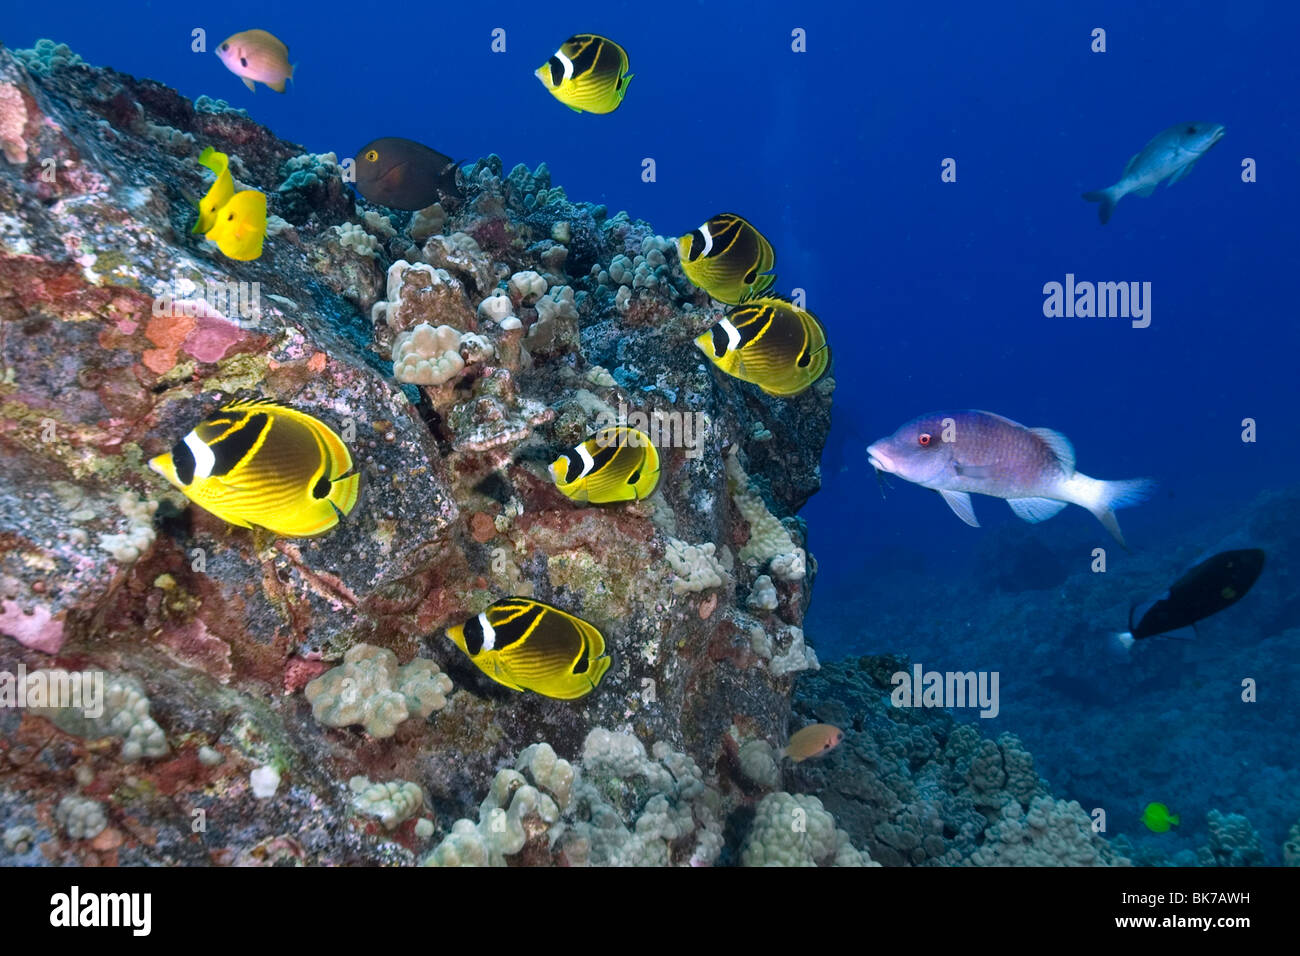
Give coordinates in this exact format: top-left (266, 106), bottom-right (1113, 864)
top-left (1081, 188), bottom-right (1117, 224)
top-left (329, 472), bottom-right (361, 519)
top-left (1062, 474), bottom-right (1155, 548)
top-left (1169, 814), bottom-right (1180, 827)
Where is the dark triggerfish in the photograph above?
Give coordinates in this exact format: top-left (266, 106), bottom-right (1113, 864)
top-left (354, 137), bottom-right (460, 211)
top-left (1113, 548), bottom-right (1266, 651)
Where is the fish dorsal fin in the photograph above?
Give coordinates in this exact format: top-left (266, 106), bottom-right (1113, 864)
top-left (939, 489), bottom-right (979, 527)
top-left (1123, 151), bottom-right (1142, 176)
top-left (1029, 426), bottom-right (1075, 474)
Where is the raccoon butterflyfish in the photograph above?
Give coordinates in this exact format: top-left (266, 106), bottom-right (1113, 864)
top-left (535, 34), bottom-right (633, 114)
top-left (446, 598), bottom-right (611, 700)
top-left (550, 427), bottom-right (660, 504)
top-left (1140, 802), bottom-right (1180, 833)
top-left (148, 399), bottom-right (360, 537)
top-left (204, 188), bottom-right (267, 261)
top-left (192, 147), bottom-right (236, 235)
top-left (216, 29), bottom-right (294, 93)
top-left (354, 136), bottom-right (460, 211)
top-left (694, 296), bottom-right (830, 397)
top-left (678, 213), bottom-right (777, 305)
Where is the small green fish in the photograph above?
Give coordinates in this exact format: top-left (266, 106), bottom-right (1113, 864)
top-left (1140, 802), bottom-right (1180, 833)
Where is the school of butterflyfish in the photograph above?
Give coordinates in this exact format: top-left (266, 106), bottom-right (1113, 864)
top-left (155, 28), bottom-right (831, 702)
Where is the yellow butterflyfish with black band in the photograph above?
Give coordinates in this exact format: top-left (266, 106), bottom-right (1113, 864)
top-left (148, 398), bottom-right (361, 537)
top-left (550, 426), bottom-right (660, 504)
top-left (678, 213), bottom-right (777, 305)
top-left (695, 296), bottom-right (831, 397)
top-left (535, 34), bottom-right (633, 114)
top-left (446, 598), bottom-right (611, 699)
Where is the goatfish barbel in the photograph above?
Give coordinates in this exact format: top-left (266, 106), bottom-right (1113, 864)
top-left (1082, 121), bottom-right (1225, 224)
top-left (867, 410), bottom-right (1154, 547)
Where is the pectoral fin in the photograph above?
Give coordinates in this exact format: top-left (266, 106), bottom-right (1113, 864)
top-left (242, 76), bottom-right (256, 92)
top-left (953, 462), bottom-right (992, 479)
top-left (1007, 497), bottom-right (1068, 523)
top-left (939, 490), bottom-right (979, 527)
top-left (1166, 159), bottom-right (1198, 186)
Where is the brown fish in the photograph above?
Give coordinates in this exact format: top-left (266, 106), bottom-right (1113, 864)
top-left (781, 723), bottom-right (843, 762)
top-left (354, 137), bottom-right (460, 211)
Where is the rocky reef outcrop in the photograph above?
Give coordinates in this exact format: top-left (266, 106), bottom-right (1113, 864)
top-left (0, 42), bottom-right (838, 864)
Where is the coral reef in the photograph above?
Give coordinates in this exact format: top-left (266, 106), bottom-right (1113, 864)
top-left (0, 43), bottom-right (837, 866)
top-left (788, 655), bottom-right (1129, 866)
top-left (304, 644), bottom-right (452, 738)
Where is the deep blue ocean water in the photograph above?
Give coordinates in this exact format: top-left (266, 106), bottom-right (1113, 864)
top-left (5, 0), bottom-right (1297, 861)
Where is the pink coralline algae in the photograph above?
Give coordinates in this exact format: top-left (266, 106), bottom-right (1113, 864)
top-left (0, 599), bottom-right (65, 654)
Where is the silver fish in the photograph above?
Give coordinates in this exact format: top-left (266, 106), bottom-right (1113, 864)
top-left (866, 410), bottom-right (1154, 546)
top-left (1082, 121), bottom-right (1225, 224)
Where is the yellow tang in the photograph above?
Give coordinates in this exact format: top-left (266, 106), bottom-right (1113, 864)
top-left (535, 34), bottom-right (633, 114)
top-left (695, 296), bottom-right (830, 397)
top-left (1140, 802), bottom-right (1180, 833)
top-left (678, 213), bottom-right (777, 305)
top-left (446, 598), bottom-right (611, 700)
top-left (550, 426), bottom-right (660, 504)
top-left (205, 188), bottom-right (267, 261)
top-left (148, 398), bottom-right (360, 537)
top-left (192, 147), bottom-right (235, 235)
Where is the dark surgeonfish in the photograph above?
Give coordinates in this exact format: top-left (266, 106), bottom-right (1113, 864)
top-left (1082, 121), bottom-right (1225, 224)
top-left (354, 137), bottom-right (460, 211)
top-left (1113, 548), bottom-right (1266, 652)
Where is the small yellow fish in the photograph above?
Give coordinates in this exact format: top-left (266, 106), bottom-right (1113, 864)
top-left (204, 189), bottom-right (267, 261)
top-left (446, 598), bottom-right (611, 700)
top-left (216, 29), bottom-right (294, 93)
top-left (535, 34), bottom-right (632, 114)
top-left (149, 399), bottom-right (360, 538)
top-left (550, 427), bottom-right (660, 504)
top-left (1140, 802), bottom-right (1180, 833)
top-left (695, 296), bottom-right (830, 397)
top-left (192, 147), bottom-right (235, 235)
top-left (781, 724), bottom-right (843, 762)
top-left (678, 213), bottom-right (776, 304)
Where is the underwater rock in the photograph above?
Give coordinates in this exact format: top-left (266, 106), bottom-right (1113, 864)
top-left (0, 45), bottom-right (833, 865)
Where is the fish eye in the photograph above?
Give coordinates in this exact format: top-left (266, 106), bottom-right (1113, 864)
top-left (226, 212), bottom-right (234, 220)
top-left (220, 43), bottom-right (229, 51)
top-left (365, 150), bottom-right (379, 162)
top-left (918, 433), bottom-right (932, 446)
